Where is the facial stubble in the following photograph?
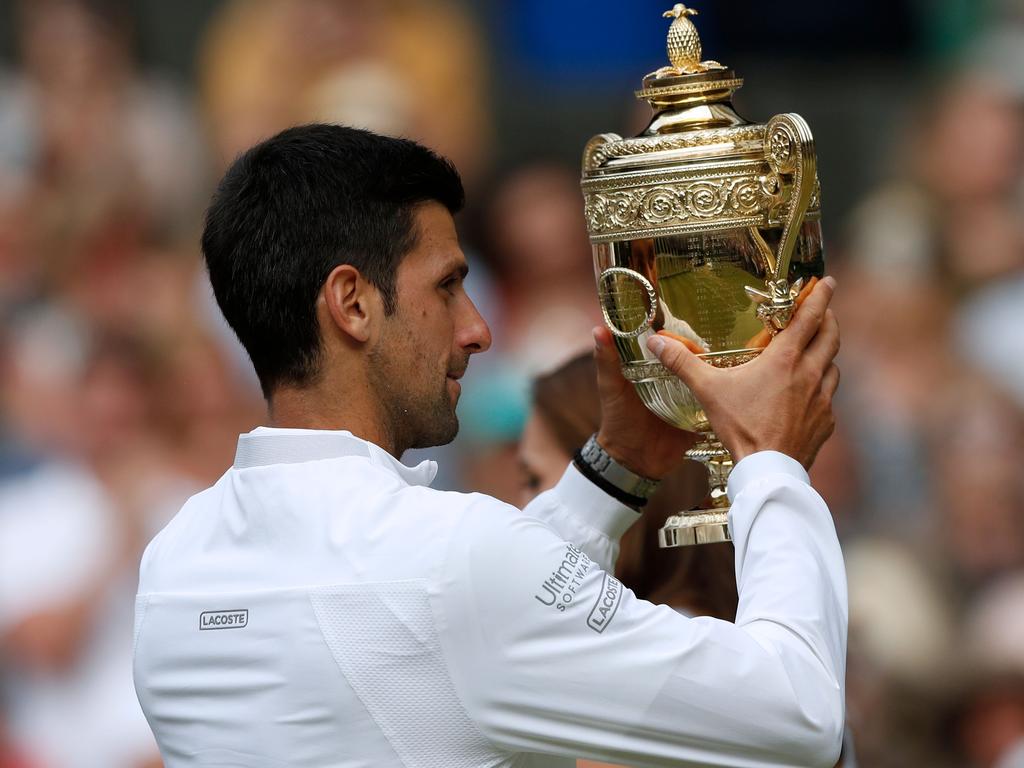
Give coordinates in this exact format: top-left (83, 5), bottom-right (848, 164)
top-left (367, 330), bottom-right (461, 454)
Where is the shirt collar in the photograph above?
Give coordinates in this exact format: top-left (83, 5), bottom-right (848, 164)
top-left (233, 427), bottom-right (437, 487)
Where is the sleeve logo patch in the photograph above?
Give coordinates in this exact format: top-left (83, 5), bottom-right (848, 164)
top-left (199, 609), bottom-right (248, 630)
top-left (534, 543), bottom-right (595, 612)
top-left (587, 574), bottom-right (622, 633)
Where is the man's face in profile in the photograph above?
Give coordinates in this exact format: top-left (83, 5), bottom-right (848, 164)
top-left (367, 202), bottom-right (491, 451)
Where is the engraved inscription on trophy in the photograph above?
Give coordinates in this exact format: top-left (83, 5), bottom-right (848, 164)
top-left (653, 231), bottom-right (766, 352)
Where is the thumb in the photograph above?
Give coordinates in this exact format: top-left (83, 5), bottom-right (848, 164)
top-left (647, 333), bottom-right (711, 395)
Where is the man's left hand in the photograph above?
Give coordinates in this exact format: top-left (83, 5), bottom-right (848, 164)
top-left (593, 325), bottom-right (698, 480)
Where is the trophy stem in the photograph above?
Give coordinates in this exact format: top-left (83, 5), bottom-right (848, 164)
top-left (658, 431), bottom-right (733, 548)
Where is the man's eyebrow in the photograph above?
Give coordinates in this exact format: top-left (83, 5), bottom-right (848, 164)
top-left (441, 260), bottom-right (469, 279)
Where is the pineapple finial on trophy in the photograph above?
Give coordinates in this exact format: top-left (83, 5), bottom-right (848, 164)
top-left (663, 4), bottom-right (701, 71)
top-left (656, 4), bottom-right (726, 77)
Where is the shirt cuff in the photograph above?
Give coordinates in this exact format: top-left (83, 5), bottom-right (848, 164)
top-left (554, 463), bottom-right (641, 541)
top-left (727, 450), bottom-right (810, 501)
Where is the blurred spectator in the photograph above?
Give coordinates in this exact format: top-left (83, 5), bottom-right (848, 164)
top-left (0, 718), bottom-right (39, 768)
top-left (198, 0), bottom-right (489, 184)
top-left (0, 306), bottom-right (87, 457)
top-left (956, 263), bottom-right (1024, 411)
top-left (844, 537), bottom-right (958, 768)
top-left (832, 7), bottom-right (1024, 758)
top-left (845, 74), bottom-right (1022, 288)
top-left (475, 163), bottom-right (600, 374)
top-left (0, 458), bottom-right (158, 768)
top-left (0, 306), bottom-right (259, 766)
top-left (0, 0), bottom-right (208, 309)
top-left (807, 420), bottom-right (862, 538)
top-left (149, 331), bottom-right (263, 486)
top-left (928, 375), bottom-right (1024, 595)
top-left (953, 574), bottom-right (1024, 768)
top-left (828, 269), bottom-right (956, 537)
top-left (0, 316), bottom-right (196, 768)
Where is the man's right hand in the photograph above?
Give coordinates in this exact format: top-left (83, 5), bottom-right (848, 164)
top-left (646, 276), bottom-right (840, 469)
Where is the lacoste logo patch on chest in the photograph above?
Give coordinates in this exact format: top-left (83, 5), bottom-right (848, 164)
top-left (199, 609), bottom-right (249, 630)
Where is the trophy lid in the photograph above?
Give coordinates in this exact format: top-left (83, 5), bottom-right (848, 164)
top-left (637, 4), bottom-right (744, 110)
top-left (580, 4), bottom-right (821, 258)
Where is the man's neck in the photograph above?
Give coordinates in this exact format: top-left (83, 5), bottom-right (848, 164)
top-left (268, 386), bottom-right (398, 456)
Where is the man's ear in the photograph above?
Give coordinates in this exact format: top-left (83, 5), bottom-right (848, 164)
top-left (322, 264), bottom-right (379, 344)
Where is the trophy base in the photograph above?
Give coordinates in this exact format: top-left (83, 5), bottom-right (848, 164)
top-left (659, 509), bottom-right (732, 547)
top-left (658, 431), bottom-right (733, 547)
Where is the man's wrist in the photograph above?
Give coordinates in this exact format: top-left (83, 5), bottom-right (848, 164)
top-left (594, 431), bottom-right (656, 478)
top-left (574, 435), bottom-right (660, 509)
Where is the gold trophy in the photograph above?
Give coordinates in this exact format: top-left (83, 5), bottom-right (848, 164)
top-left (581, 4), bottom-right (824, 547)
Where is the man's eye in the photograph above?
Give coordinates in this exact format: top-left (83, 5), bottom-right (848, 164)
top-left (441, 277), bottom-right (459, 293)
top-left (520, 468), bottom-right (541, 493)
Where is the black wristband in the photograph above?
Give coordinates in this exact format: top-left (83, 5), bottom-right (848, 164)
top-left (572, 449), bottom-right (650, 509)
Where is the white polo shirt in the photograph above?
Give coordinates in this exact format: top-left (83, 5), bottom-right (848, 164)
top-left (133, 427), bottom-right (847, 768)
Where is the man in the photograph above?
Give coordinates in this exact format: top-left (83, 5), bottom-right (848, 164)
top-left (133, 124), bottom-right (846, 767)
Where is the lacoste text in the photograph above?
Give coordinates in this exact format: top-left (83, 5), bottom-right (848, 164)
top-left (587, 574), bottom-right (622, 633)
top-left (199, 609), bottom-right (248, 630)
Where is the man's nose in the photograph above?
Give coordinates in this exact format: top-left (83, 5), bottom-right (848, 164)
top-left (458, 296), bottom-right (492, 354)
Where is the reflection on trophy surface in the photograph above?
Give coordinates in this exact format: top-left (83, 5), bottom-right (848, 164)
top-left (581, 4), bottom-right (825, 547)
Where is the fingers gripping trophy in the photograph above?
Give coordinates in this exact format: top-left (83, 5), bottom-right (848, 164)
top-left (581, 4), bottom-right (825, 547)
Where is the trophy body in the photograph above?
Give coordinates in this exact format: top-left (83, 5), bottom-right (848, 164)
top-left (581, 5), bottom-right (825, 547)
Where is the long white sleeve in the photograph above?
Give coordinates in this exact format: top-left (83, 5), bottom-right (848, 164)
top-left (438, 451), bottom-right (847, 768)
top-left (521, 462), bottom-right (641, 572)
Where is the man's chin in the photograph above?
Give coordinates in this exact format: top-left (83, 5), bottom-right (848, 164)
top-left (435, 411), bottom-right (459, 447)
top-left (434, 421), bottom-right (459, 448)
top-left (408, 412), bottom-right (459, 451)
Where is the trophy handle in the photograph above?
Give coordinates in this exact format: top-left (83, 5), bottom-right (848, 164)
top-left (765, 113), bottom-right (816, 284)
top-left (582, 132), bottom-right (624, 172)
top-left (744, 113), bottom-right (817, 334)
top-left (597, 267), bottom-right (658, 339)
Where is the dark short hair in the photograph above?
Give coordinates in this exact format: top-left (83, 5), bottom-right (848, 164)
top-left (201, 124), bottom-right (464, 398)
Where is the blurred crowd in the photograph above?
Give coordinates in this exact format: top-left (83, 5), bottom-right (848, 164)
top-left (0, 1), bottom-right (1022, 767)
